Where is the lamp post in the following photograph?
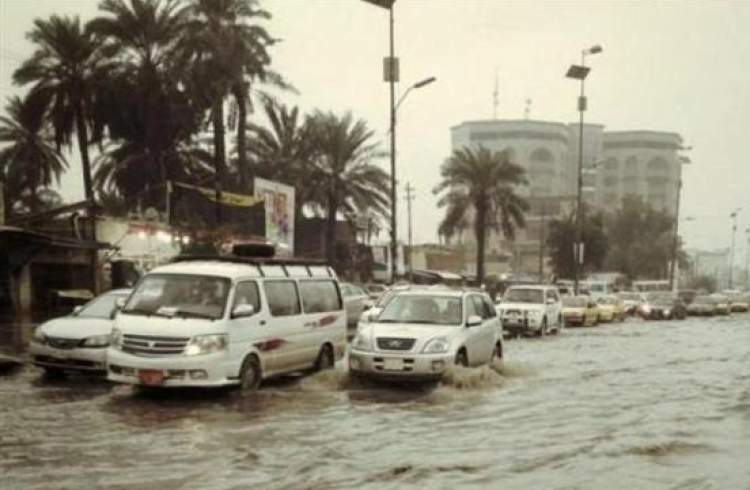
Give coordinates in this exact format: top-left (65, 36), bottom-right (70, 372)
top-left (744, 228), bottom-right (750, 290)
top-left (361, 0), bottom-right (435, 284)
top-left (729, 208), bottom-right (742, 288)
top-left (668, 150), bottom-right (692, 291)
top-left (566, 44), bottom-right (602, 295)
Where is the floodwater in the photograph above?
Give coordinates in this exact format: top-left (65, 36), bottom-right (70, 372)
top-left (2, 316), bottom-right (750, 489)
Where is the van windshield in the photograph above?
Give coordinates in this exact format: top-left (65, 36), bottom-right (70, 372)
top-left (122, 274), bottom-right (230, 320)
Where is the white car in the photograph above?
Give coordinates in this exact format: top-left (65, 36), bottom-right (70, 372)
top-left (29, 289), bottom-right (132, 376)
top-left (495, 285), bottom-right (563, 337)
top-left (349, 290), bottom-right (502, 381)
top-left (340, 283), bottom-right (371, 327)
top-left (107, 258), bottom-right (346, 390)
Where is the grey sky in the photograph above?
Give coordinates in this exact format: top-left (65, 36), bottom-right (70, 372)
top-left (2, 0), bottom-right (749, 263)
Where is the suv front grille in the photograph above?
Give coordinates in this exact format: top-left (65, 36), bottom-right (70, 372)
top-left (122, 334), bottom-right (190, 356)
top-left (376, 337), bottom-right (416, 351)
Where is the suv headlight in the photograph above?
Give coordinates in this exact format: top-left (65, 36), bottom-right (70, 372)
top-left (351, 332), bottom-right (372, 352)
top-left (422, 336), bottom-right (450, 354)
top-left (184, 334), bottom-right (228, 356)
top-left (110, 328), bottom-right (123, 349)
top-left (82, 334), bottom-right (110, 348)
top-left (32, 327), bottom-right (47, 345)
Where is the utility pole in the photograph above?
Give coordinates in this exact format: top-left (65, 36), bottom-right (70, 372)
top-left (405, 182), bottom-right (415, 283)
top-left (538, 201), bottom-right (546, 282)
top-left (668, 179), bottom-right (683, 291)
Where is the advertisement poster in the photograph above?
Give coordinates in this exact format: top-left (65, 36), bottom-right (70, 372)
top-left (254, 178), bottom-right (295, 255)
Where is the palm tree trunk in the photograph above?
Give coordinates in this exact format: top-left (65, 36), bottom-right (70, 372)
top-left (326, 191), bottom-right (338, 264)
top-left (475, 202), bottom-right (487, 284)
top-left (232, 82), bottom-right (249, 190)
top-left (212, 98), bottom-right (226, 227)
top-left (74, 101), bottom-right (94, 204)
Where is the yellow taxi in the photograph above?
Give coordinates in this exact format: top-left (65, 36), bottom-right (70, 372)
top-left (562, 296), bottom-right (599, 327)
top-left (595, 295), bottom-right (626, 322)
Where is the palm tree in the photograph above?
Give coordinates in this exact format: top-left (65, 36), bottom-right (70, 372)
top-left (306, 111), bottom-right (389, 264)
top-left (13, 15), bottom-right (106, 204)
top-left (245, 100), bottom-right (319, 250)
top-left (434, 145), bottom-right (529, 283)
top-left (0, 94), bottom-right (68, 216)
top-left (181, 0), bottom-right (276, 190)
top-left (88, 0), bottom-right (190, 188)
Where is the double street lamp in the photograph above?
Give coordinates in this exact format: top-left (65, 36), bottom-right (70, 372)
top-left (362, 0), bottom-right (435, 283)
top-left (566, 44), bottom-right (603, 295)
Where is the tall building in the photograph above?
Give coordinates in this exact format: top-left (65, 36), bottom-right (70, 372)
top-left (449, 119), bottom-right (685, 275)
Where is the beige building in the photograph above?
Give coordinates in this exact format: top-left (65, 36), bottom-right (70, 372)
top-left (449, 119), bottom-right (685, 275)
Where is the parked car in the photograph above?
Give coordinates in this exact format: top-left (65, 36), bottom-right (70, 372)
top-left (341, 283), bottom-right (371, 327)
top-left (561, 296), bottom-right (599, 327)
top-left (29, 288), bottom-right (132, 376)
top-left (710, 294), bottom-right (731, 315)
top-left (642, 294), bottom-right (687, 320)
top-left (107, 257), bottom-right (346, 390)
top-left (349, 290), bottom-right (502, 381)
top-left (686, 295), bottom-right (717, 316)
top-left (725, 292), bottom-right (749, 313)
top-left (616, 291), bottom-right (644, 316)
top-left (495, 285), bottom-right (563, 337)
top-left (364, 283), bottom-right (387, 302)
top-left (595, 295), bottom-right (625, 322)
top-left (677, 289), bottom-right (698, 306)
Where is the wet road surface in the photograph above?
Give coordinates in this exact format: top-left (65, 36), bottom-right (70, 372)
top-left (2, 315), bottom-right (750, 489)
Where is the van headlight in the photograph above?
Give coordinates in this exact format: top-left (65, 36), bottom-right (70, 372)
top-left (351, 332), bottom-right (372, 352)
top-left (32, 327), bottom-right (47, 345)
top-left (82, 334), bottom-right (110, 348)
top-left (422, 336), bottom-right (450, 354)
top-left (110, 328), bottom-right (123, 349)
top-left (184, 334), bottom-right (228, 356)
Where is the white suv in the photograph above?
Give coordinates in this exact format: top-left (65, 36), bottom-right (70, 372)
top-left (350, 290), bottom-right (502, 381)
top-left (495, 285), bottom-right (563, 337)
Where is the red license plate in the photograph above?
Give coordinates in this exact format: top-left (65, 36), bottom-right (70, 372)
top-left (138, 369), bottom-right (164, 386)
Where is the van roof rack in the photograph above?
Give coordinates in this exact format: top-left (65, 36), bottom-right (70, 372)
top-left (170, 254), bottom-right (328, 267)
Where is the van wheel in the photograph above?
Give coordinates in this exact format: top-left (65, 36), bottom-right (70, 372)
top-left (314, 344), bottom-right (335, 371)
top-left (492, 342), bottom-right (503, 362)
top-left (455, 349), bottom-right (469, 367)
top-left (239, 356), bottom-right (261, 393)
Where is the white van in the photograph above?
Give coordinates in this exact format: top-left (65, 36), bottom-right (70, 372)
top-left (106, 257), bottom-right (346, 391)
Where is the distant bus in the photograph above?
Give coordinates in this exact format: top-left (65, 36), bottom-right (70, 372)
top-left (632, 280), bottom-right (670, 293)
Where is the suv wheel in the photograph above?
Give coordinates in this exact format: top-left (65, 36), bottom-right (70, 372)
top-left (455, 349), bottom-right (469, 367)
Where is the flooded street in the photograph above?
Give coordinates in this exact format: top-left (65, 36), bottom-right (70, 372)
top-left (2, 316), bottom-right (750, 489)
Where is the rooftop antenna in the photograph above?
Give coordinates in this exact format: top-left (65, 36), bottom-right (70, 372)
top-left (524, 98), bottom-right (532, 120)
top-left (493, 68), bottom-right (499, 119)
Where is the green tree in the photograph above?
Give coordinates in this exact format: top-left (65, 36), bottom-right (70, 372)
top-left (89, 0), bottom-right (191, 187)
top-left (180, 0), bottom-right (276, 191)
top-left (306, 111), bottom-right (389, 264)
top-left (546, 207), bottom-right (609, 279)
top-left (434, 145), bottom-right (528, 283)
top-left (13, 15), bottom-right (107, 204)
top-left (604, 195), bottom-right (683, 280)
top-left (0, 94), bottom-right (68, 216)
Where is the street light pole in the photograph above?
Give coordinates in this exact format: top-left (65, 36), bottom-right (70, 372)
top-left (405, 183), bottom-right (415, 282)
top-left (566, 45), bottom-right (602, 295)
top-left (744, 228), bottom-right (750, 290)
top-left (729, 208), bottom-right (741, 288)
top-left (388, 4), bottom-right (397, 284)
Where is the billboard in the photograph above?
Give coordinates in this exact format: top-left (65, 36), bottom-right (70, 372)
top-left (254, 178), bottom-right (295, 255)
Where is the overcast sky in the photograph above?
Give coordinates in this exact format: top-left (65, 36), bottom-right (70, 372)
top-left (2, 0), bottom-right (750, 263)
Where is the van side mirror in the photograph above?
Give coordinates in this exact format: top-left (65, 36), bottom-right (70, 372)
top-left (546, 297), bottom-right (555, 305)
top-left (72, 305), bottom-right (83, 315)
top-left (115, 297), bottom-right (126, 309)
top-left (232, 303), bottom-right (255, 318)
top-left (466, 315), bottom-right (482, 327)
